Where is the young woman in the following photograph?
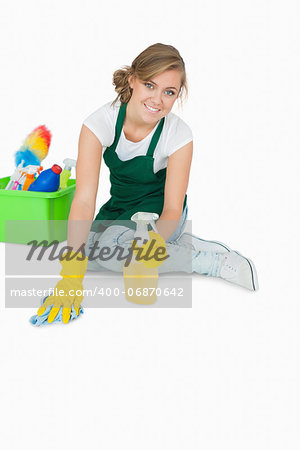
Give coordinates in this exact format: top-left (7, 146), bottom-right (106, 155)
top-left (36, 43), bottom-right (258, 325)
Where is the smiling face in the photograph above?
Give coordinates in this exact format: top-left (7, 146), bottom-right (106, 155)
top-left (128, 69), bottom-right (182, 125)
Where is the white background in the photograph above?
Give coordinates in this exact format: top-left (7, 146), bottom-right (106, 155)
top-left (0, 0), bottom-right (299, 449)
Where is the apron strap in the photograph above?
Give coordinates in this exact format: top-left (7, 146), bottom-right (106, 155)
top-left (110, 101), bottom-right (127, 150)
top-left (146, 116), bottom-right (165, 157)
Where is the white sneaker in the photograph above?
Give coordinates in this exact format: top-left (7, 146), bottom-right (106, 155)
top-left (218, 251), bottom-right (259, 291)
top-left (175, 232), bottom-right (231, 253)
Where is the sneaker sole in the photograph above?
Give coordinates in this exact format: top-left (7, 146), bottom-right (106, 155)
top-left (232, 250), bottom-right (259, 291)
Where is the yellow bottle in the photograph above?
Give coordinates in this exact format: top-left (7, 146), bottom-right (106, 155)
top-left (59, 158), bottom-right (76, 190)
top-left (123, 212), bottom-right (167, 306)
top-left (123, 256), bottom-right (159, 305)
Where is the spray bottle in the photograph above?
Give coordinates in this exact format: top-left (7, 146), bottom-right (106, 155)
top-left (22, 165), bottom-right (43, 191)
top-left (12, 172), bottom-right (27, 191)
top-left (5, 161), bottom-right (24, 190)
top-left (59, 158), bottom-right (76, 190)
top-left (123, 212), bottom-right (163, 305)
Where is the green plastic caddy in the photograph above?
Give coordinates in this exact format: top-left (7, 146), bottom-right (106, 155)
top-left (0, 177), bottom-right (76, 245)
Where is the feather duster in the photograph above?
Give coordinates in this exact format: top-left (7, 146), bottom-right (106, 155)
top-left (15, 125), bottom-right (51, 167)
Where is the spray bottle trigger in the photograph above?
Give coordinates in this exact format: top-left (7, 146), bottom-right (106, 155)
top-left (150, 220), bottom-right (158, 233)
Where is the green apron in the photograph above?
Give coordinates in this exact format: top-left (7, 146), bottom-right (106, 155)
top-left (91, 101), bottom-right (187, 233)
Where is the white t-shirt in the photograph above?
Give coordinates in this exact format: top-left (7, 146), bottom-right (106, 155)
top-left (82, 99), bottom-right (193, 173)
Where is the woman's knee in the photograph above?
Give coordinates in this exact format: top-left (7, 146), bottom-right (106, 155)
top-left (98, 225), bottom-right (134, 247)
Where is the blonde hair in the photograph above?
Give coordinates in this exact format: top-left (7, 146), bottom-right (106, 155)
top-left (111, 43), bottom-right (188, 108)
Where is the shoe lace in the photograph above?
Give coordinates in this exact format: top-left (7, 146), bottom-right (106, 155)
top-left (171, 240), bottom-right (195, 250)
top-left (171, 236), bottom-right (195, 250)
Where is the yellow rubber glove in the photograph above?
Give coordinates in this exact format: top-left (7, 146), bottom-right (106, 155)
top-left (131, 231), bottom-right (168, 268)
top-left (37, 250), bottom-right (88, 324)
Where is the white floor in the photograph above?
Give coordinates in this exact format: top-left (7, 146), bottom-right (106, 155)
top-left (0, 237), bottom-right (299, 449)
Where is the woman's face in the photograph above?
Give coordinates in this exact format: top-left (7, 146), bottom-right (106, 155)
top-left (128, 69), bottom-right (182, 124)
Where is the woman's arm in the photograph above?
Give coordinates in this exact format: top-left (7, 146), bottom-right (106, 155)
top-left (35, 126), bottom-right (102, 324)
top-left (156, 140), bottom-right (193, 241)
top-left (67, 125), bottom-right (103, 253)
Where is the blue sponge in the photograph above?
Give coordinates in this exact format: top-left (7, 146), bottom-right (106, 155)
top-left (29, 296), bottom-right (84, 327)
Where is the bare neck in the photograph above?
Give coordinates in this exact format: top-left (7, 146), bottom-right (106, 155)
top-left (124, 101), bottom-right (159, 136)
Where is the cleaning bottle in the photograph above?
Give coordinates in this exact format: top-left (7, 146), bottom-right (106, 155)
top-left (12, 172), bottom-right (27, 191)
top-left (22, 165), bottom-right (43, 191)
top-left (5, 161), bottom-right (24, 190)
top-left (123, 212), bottom-right (164, 305)
top-left (28, 164), bottom-right (62, 192)
top-left (59, 158), bottom-right (76, 190)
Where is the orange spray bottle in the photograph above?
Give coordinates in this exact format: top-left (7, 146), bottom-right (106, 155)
top-left (22, 165), bottom-right (43, 191)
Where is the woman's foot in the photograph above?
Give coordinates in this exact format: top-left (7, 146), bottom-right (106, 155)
top-left (218, 251), bottom-right (259, 291)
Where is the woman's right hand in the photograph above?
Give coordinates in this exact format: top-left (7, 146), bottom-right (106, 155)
top-left (37, 250), bottom-right (88, 324)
